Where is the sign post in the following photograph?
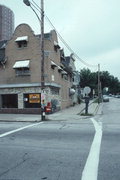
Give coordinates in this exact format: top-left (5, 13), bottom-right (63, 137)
top-left (41, 92), bottom-right (46, 120)
top-left (83, 86), bottom-right (91, 114)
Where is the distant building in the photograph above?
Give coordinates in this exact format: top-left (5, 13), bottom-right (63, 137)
top-left (0, 5), bottom-right (14, 40)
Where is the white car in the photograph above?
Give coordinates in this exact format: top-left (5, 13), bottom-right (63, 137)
top-left (103, 95), bottom-right (109, 102)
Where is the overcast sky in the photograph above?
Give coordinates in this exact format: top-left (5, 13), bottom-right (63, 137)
top-left (1, 0), bottom-right (120, 79)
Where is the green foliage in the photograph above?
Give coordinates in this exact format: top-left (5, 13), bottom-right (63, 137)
top-left (80, 68), bottom-right (120, 95)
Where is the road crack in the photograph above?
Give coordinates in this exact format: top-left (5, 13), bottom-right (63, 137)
top-left (0, 153), bottom-right (29, 178)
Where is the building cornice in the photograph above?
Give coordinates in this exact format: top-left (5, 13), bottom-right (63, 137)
top-left (0, 82), bottom-right (61, 89)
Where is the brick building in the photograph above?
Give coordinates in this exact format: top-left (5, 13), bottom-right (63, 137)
top-left (0, 24), bottom-right (80, 114)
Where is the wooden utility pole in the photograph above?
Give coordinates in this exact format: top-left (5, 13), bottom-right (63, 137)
top-left (41, 0), bottom-right (44, 90)
top-left (40, 0), bottom-right (45, 120)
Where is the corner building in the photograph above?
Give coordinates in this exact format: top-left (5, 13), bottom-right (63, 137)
top-left (0, 24), bottom-right (79, 114)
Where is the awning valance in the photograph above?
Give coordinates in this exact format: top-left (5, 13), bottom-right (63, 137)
top-left (13, 60), bottom-right (30, 69)
top-left (15, 36), bottom-right (28, 42)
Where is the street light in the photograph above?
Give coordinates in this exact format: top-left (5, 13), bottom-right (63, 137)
top-left (23, 0), bottom-right (45, 120)
top-left (23, 0), bottom-right (30, 6)
top-left (23, 0), bottom-right (41, 22)
top-left (98, 64), bottom-right (101, 103)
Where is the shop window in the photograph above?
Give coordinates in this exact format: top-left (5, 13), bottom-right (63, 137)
top-left (24, 94), bottom-right (41, 108)
top-left (2, 94), bottom-right (18, 108)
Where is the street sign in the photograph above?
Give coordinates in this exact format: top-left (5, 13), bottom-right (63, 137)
top-left (83, 86), bottom-right (91, 95)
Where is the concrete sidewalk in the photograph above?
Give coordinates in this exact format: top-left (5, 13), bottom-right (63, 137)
top-left (48, 102), bottom-right (101, 121)
top-left (0, 102), bottom-right (102, 122)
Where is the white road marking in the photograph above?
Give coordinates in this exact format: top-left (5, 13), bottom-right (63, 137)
top-left (0, 122), bottom-right (43, 138)
top-left (81, 118), bottom-right (102, 180)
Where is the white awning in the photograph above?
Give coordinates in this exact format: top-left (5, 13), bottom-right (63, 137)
top-left (13, 60), bottom-right (30, 69)
top-left (54, 41), bottom-right (60, 49)
top-left (51, 61), bottom-right (57, 67)
top-left (61, 70), bottom-right (67, 75)
top-left (57, 66), bottom-right (63, 71)
top-left (15, 36), bottom-right (28, 42)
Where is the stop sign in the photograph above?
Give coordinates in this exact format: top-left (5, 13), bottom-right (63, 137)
top-left (83, 86), bottom-right (91, 95)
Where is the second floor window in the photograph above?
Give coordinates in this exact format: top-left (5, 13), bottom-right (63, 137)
top-left (15, 36), bottom-right (28, 48)
top-left (17, 41), bottom-right (27, 48)
top-left (15, 68), bottom-right (30, 76)
top-left (13, 60), bottom-right (30, 76)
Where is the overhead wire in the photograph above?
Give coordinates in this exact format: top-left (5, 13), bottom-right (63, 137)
top-left (30, 0), bottom-right (98, 68)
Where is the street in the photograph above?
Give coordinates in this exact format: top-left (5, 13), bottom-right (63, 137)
top-left (98, 97), bottom-right (120, 180)
top-left (0, 97), bottom-right (120, 180)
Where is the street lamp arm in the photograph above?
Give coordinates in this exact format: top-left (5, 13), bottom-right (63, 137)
top-left (23, 0), bottom-right (41, 22)
top-left (23, 0), bottom-right (31, 6)
top-left (30, 5), bottom-right (41, 23)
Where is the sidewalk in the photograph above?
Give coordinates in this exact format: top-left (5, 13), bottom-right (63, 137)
top-left (0, 102), bottom-right (102, 122)
top-left (48, 102), bottom-right (101, 121)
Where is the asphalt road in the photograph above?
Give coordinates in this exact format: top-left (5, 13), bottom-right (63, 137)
top-left (0, 97), bottom-right (120, 180)
top-left (0, 118), bottom-right (95, 180)
top-left (97, 97), bottom-right (120, 180)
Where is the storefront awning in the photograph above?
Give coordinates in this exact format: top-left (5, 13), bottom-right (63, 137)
top-left (13, 60), bottom-right (30, 69)
top-left (15, 36), bottom-right (28, 42)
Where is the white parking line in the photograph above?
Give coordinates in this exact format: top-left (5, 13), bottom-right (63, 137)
top-left (0, 122), bottom-right (43, 138)
top-left (81, 118), bottom-right (102, 180)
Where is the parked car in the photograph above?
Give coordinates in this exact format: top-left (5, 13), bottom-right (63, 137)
top-left (115, 95), bottom-right (120, 98)
top-left (103, 95), bottom-right (109, 102)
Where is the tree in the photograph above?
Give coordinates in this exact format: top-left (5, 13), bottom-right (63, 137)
top-left (80, 68), bottom-right (120, 95)
top-left (80, 68), bottom-right (97, 96)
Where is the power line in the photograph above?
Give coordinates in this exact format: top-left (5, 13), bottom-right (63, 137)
top-left (30, 0), bottom-right (97, 68)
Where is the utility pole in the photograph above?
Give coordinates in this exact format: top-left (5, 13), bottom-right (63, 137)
top-left (98, 64), bottom-right (100, 103)
top-left (41, 0), bottom-right (44, 90)
top-left (40, 0), bottom-right (46, 120)
top-left (23, 0), bottom-right (45, 120)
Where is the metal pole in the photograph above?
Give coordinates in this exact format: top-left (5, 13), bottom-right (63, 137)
top-left (98, 64), bottom-right (100, 103)
top-left (40, 0), bottom-right (45, 120)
